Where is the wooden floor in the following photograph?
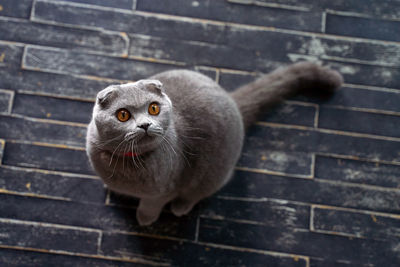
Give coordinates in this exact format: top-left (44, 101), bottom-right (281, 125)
top-left (1, 0), bottom-right (400, 266)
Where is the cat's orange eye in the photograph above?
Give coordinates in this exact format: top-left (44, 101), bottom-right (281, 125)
top-left (116, 108), bottom-right (131, 122)
top-left (148, 102), bottom-right (160, 116)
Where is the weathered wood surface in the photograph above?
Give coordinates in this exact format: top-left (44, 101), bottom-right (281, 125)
top-left (0, 0), bottom-right (399, 266)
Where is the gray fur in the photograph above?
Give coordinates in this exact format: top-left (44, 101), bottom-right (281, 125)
top-left (86, 61), bottom-right (343, 225)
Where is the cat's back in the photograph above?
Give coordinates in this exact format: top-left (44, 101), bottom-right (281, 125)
top-left (149, 69), bottom-right (244, 199)
top-left (150, 69), bottom-right (242, 131)
top-left (150, 69), bottom-right (243, 158)
top-left (150, 69), bottom-right (225, 99)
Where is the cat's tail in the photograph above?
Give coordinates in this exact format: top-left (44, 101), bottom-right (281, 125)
top-left (231, 61), bottom-right (343, 128)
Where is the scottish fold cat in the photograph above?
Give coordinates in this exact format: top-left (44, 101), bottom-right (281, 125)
top-left (86, 62), bottom-right (342, 225)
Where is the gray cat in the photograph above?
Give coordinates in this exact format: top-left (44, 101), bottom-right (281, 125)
top-left (86, 62), bottom-right (343, 226)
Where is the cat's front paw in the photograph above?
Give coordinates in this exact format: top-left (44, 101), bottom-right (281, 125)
top-left (171, 198), bottom-right (195, 217)
top-left (136, 209), bottom-right (158, 226)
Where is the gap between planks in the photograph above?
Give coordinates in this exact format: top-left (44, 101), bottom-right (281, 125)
top-left (27, 0), bottom-right (400, 47)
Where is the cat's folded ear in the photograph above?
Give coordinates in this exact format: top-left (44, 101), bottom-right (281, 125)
top-left (139, 80), bottom-right (164, 95)
top-left (96, 85), bottom-right (118, 107)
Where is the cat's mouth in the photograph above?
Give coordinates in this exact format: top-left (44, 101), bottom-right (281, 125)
top-left (125, 131), bottom-right (158, 144)
top-left (125, 131), bottom-right (146, 142)
top-left (120, 131), bottom-right (163, 155)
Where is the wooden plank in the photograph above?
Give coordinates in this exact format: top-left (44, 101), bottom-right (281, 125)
top-left (0, 166), bottom-right (105, 203)
top-left (315, 155), bottom-right (400, 189)
top-left (198, 217), bottom-right (400, 266)
top-left (0, 18), bottom-right (128, 55)
top-left (0, 219), bottom-right (100, 254)
top-left (219, 170), bottom-right (400, 214)
top-left (101, 232), bottom-right (308, 266)
top-left (312, 205), bottom-right (400, 241)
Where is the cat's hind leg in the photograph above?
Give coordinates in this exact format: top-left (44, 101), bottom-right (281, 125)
top-left (170, 196), bottom-right (198, 217)
top-left (171, 171), bottom-right (233, 217)
top-left (136, 195), bottom-right (175, 226)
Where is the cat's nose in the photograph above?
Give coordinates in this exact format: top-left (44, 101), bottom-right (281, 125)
top-left (138, 123), bottom-right (150, 131)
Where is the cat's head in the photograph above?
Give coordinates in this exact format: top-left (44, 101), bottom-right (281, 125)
top-left (92, 79), bottom-right (173, 155)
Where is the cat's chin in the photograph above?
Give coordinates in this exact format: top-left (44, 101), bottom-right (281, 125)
top-left (135, 135), bottom-right (164, 153)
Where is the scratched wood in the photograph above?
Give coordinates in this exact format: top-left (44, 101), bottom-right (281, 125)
top-left (312, 205), bottom-right (400, 241)
top-left (0, 219), bottom-right (100, 254)
top-left (0, 193), bottom-right (197, 240)
top-left (315, 155), bottom-right (400, 189)
top-left (219, 170), bottom-right (400, 214)
top-left (0, 114), bottom-right (86, 147)
top-left (12, 93), bottom-right (94, 123)
top-left (0, 166), bottom-right (105, 202)
top-left (326, 13), bottom-right (400, 42)
top-left (0, 18), bottom-right (128, 55)
top-left (0, 90), bottom-right (13, 113)
top-left (198, 217), bottom-right (400, 266)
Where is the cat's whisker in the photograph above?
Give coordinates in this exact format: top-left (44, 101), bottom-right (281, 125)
top-left (168, 132), bottom-right (192, 160)
top-left (162, 142), bottom-right (172, 171)
top-left (131, 140), bottom-right (140, 169)
top-left (122, 142), bottom-right (129, 172)
top-left (128, 140), bottom-right (135, 168)
top-left (134, 139), bottom-right (145, 170)
top-left (180, 133), bottom-right (206, 140)
top-left (181, 125), bottom-right (203, 132)
top-left (158, 136), bottom-right (175, 158)
top-left (171, 132), bottom-right (197, 156)
top-left (159, 141), bottom-right (172, 172)
top-left (157, 132), bottom-right (191, 168)
top-left (109, 139), bottom-right (126, 166)
top-left (108, 141), bottom-right (127, 181)
top-left (161, 135), bottom-right (178, 157)
top-left (107, 147), bottom-right (121, 180)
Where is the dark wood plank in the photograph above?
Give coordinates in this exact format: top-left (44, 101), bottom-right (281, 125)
top-left (0, 0), bottom-right (33, 19)
top-left (326, 13), bottom-right (400, 42)
top-left (237, 150), bottom-right (313, 176)
top-left (0, 247), bottom-right (153, 267)
top-left (101, 232), bottom-right (308, 267)
top-left (0, 166), bottom-right (105, 203)
top-left (312, 206), bottom-right (400, 241)
top-left (0, 43), bottom-right (24, 69)
top-left (13, 93), bottom-right (93, 123)
top-left (49, 0), bottom-right (134, 9)
top-left (0, 90), bottom-right (13, 113)
top-left (0, 193), bottom-right (197, 240)
top-left (0, 219), bottom-right (100, 254)
top-left (0, 68), bottom-right (110, 99)
top-left (315, 155), bottom-right (400, 189)
top-left (244, 124), bottom-right (400, 163)
top-left (199, 197), bottom-right (310, 229)
top-left (318, 106), bottom-right (400, 138)
top-left (315, 86), bottom-right (400, 113)
top-left (198, 218), bottom-right (400, 266)
top-left (23, 46), bottom-right (180, 80)
top-left (0, 114), bottom-right (86, 147)
top-left (234, 0), bottom-right (400, 20)
top-left (0, 18), bottom-right (128, 55)
top-left (136, 0), bottom-right (322, 32)
top-left (3, 142), bottom-right (92, 175)
top-left (219, 170), bottom-right (400, 214)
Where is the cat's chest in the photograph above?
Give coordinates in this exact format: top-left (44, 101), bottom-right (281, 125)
top-left (108, 156), bottom-right (180, 197)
